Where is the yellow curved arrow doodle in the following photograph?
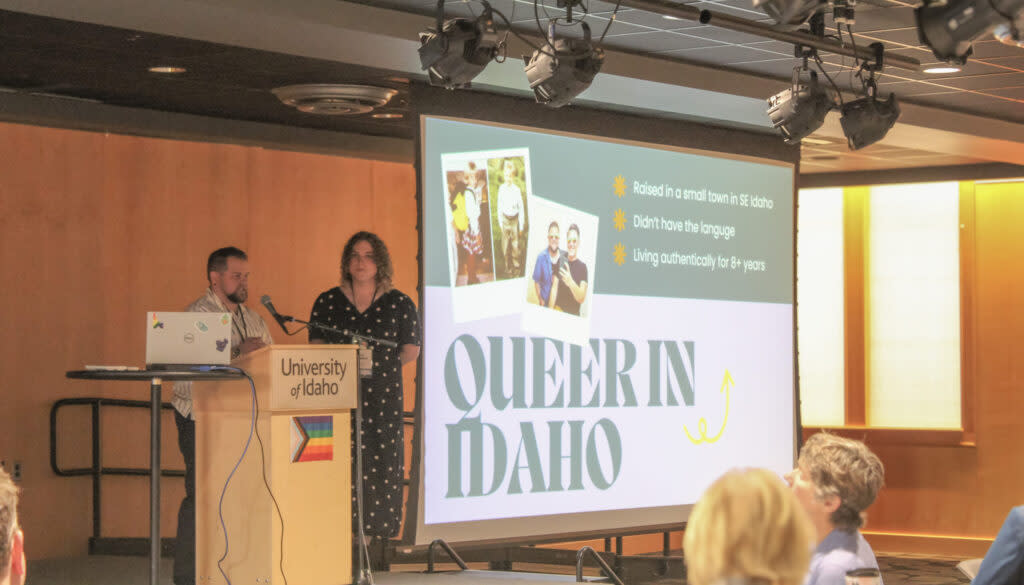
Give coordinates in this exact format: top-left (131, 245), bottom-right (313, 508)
top-left (684, 369), bottom-right (734, 445)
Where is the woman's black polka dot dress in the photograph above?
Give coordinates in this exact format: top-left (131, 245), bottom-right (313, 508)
top-left (309, 286), bottom-right (420, 537)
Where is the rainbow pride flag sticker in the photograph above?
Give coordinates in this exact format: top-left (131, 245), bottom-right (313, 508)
top-left (290, 415), bottom-right (333, 463)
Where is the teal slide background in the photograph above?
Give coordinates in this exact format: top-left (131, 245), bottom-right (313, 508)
top-left (422, 116), bottom-right (794, 304)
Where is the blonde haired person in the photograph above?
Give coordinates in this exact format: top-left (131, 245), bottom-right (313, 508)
top-left (684, 468), bottom-right (815, 585)
top-left (786, 433), bottom-right (885, 585)
top-left (0, 467), bottom-right (25, 585)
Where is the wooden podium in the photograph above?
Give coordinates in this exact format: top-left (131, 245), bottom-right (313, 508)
top-left (194, 345), bottom-right (359, 585)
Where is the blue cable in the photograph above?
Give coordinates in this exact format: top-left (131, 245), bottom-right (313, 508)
top-left (199, 365), bottom-right (254, 585)
top-left (191, 365), bottom-right (288, 585)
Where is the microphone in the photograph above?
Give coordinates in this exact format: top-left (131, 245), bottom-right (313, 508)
top-left (260, 294), bottom-right (293, 334)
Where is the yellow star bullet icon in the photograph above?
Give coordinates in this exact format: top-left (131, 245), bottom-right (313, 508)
top-left (613, 209), bottom-right (626, 232)
top-left (613, 243), bottom-right (626, 266)
top-left (613, 175), bottom-right (627, 197)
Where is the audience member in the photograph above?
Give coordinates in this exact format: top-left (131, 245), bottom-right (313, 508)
top-left (0, 467), bottom-right (25, 585)
top-left (684, 468), bottom-right (814, 585)
top-left (970, 506), bottom-right (1024, 585)
top-left (787, 433), bottom-right (885, 585)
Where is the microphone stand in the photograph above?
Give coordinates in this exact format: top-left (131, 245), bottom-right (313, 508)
top-left (281, 315), bottom-right (398, 349)
top-left (285, 314), bottom-right (394, 585)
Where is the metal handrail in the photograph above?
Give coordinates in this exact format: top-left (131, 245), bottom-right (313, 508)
top-left (427, 538), bottom-right (469, 572)
top-left (50, 397), bottom-right (184, 544)
top-left (576, 546), bottom-right (625, 585)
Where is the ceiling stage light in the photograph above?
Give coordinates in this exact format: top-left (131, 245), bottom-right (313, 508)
top-left (766, 68), bottom-right (834, 144)
top-left (523, 22), bottom-right (605, 108)
top-left (916, 0), bottom-right (1024, 64)
top-left (418, 2), bottom-right (499, 89)
top-left (839, 93), bottom-right (900, 150)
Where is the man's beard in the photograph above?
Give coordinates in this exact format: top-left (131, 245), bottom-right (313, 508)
top-left (227, 288), bottom-right (248, 304)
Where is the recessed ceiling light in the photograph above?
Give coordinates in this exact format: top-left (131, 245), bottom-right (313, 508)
top-left (372, 112), bottom-right (403, 119)
top-left (663, 14), bottom-right (682, 20)
top-left (923, 66), bottom-right (962, 74)
top-left (148, 66), bottom-right (186, 74)
top-left (800, 137), bottom-right (834, 145)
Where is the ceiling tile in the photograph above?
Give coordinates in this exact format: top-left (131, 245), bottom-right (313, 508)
top-left (930, 71), bottom-right (1024, 90)
top-left (677, 25), bottom-right (768, 44)
top-left (604, 30), bottom-right (724, 51)
top-left (581, 15), bottom-right (650, 35)
top-left (911, 90), bottom-right (1011, 108)
top-left (730, 58), bottom-right (799, 77)
top-left (982, 55), bottom-right (1024, 71)
top-left (661, 44), bottom-right (788, 63)
top-left (611, 10), bottom-right (698, 28)
top-left (689, 0), bottom-right (769, 20)
top-left (972, 40), bottom-right (1024, 59)
top-left (580, 0), bottom-right (625, 14)
top-left (987, 86), bottom-right (1024, 99)
top-left (847, 5), bottom-right (917, 32)
top-left (852, 27), bottom-right (923, 48)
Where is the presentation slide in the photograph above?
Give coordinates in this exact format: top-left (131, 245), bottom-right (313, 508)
top-left (416, 115), bottom-right (796, 545)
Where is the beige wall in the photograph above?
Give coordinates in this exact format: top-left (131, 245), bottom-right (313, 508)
top-left (0, 121), bottom-right (417, 559)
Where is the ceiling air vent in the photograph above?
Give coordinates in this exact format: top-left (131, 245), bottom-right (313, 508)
top-left (271, 84), bottom-right (398, 115)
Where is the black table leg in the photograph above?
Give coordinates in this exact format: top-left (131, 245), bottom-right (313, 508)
top-left (150, 377), bottom-right (162, 585)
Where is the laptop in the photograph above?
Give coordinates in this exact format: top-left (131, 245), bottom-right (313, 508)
top-left (145, 311), bottom-right (233, 369)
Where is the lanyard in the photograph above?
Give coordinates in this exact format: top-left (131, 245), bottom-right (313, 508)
top-left (232, 306), bottom-right (249, 340)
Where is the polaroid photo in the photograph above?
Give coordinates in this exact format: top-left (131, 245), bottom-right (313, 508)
top-left (440, 147), bottom-right (532, 323)
top-left (520, 195), bottom-right (600, 347)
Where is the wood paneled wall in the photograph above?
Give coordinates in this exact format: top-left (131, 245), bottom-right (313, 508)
top-left (856, 180), bottom-right (1024, 557)
top-left (0, 122), bottom-right (417, 559)
top-left (3, 119), bottom-right (1021, 562)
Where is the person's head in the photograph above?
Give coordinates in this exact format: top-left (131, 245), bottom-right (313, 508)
top-left (547, 221), bottom-right (560, 254)
top-left (786, 433), bottom-right (885, 535)
top-left (466, 162), bottom-right (478, 187)
top-left (340, 231), bottom-right (393, 290)
top-left (566, 224), bottom-right (580, 260)
top-left (502, 159), bottom-right (517, 183)
top-left (206, 246), bottom-right (249, 304)
top-left (684, 468), bottom-right (813, 585)
top-left (0, 467), bottom-right (25, 585)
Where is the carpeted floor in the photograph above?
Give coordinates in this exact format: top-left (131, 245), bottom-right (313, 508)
top-left (25, 553), bottom-right (975, 585)
top-left (878, 554), bottom-right (972, 585)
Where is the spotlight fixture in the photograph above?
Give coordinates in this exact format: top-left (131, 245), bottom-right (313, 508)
top-left (523, 22), bottom-right (605, 108)
top-left (753, 0), bottom-right (825, 27)
top-left (418, 0), bottom-right (500, 89)
top-left (840, 92), bottom-right (900, 150)
top-left (766, 67), bottom-right (834, 144)
top-left (836, 42), bottom-right (899, 150)
top-left (915, 0), bottom-right (1024, 64)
